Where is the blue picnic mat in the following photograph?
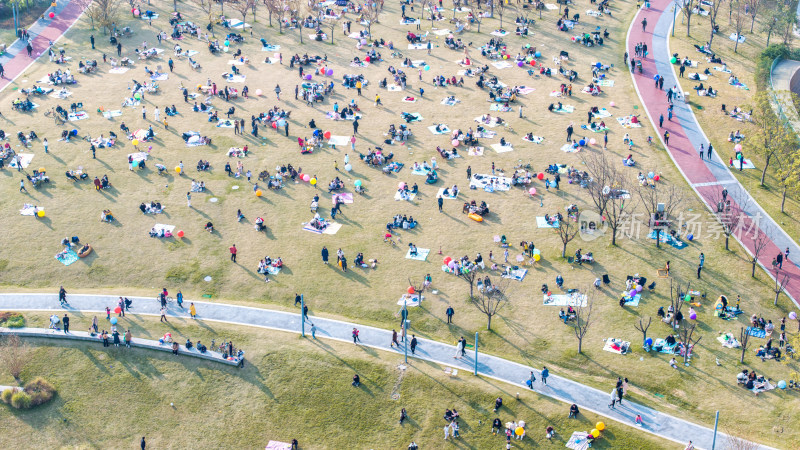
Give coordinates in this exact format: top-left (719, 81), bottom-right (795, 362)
top-left (647, 230), bottom-right (687, 249)
top-left (746, 326), bottom-right (766, 339)
top-left (55, 248), bottom-right (79, 266)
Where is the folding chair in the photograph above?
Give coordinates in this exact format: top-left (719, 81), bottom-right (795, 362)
top-left (602, 274), bottom-right (610, 284)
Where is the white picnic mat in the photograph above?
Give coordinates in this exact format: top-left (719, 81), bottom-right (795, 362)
top-left (9, 153), bottom-right (34, 169)
top-left (405, 247), bottom-right (430, 261)
top-left (469, 174), bottom-right (511, 191)
top-left (68, 111), bottom-right (89, 121)
top-left (490, 143), bottom-right (514, 153)
top-left (543, 293), bottom-right (587, 307)
top-left (328, 135), bottom-right (350, 146)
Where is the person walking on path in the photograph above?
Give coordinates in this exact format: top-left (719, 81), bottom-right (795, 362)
top-left (26, 42), bottom-right (32, 57)
top-left (230, 244), bottom-right (237, 262)
top-left (541, 366), bottom-right (549, 385)
top-left (664, 130), bottom-right (670, 145)
top-left (160, 306), bottom-right (168, 322)
top-left (321, 246), bottom-right (329, 264)
top-left (659, 114), bottom-right (663, 128)
top-left (189, 302), bottom-right (197, 319)
top-left (310, 323), bottom-right (317, 339)
top-left (176, 291), bottom-right (183, 308)
top-left (275, 84), bottom-right (281, 100)
top-left (63, 314), bottom-right (70, 333)
top-left (699, 144), bottom-right (704, 160)
top-left (707, 143), bottom-right (713, 160)
top-left (609, 388), bottom-right (618, 408)
top-left (641, 17), bottom-right (648, 32)
top-left (92, 316), bottom-right (98, 333)
top-left (454, 337), bottom-right (465, 358)
top-left (528, 371), bottom-right (536, 388)
top-left (410, 335), bottom-right (417, 354)
top-left (391, 329), bottom-right (400, 347)
top-left (777, 251), bottom-right (784, 269)
top-left (445, 306), bottom-right (454, 324)
top-left (352, 327), bottom-right (361, 344)
top-left (118, 297), bottom-right (125, 317)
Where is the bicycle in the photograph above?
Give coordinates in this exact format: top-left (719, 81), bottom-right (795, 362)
top-left (156, 295), bottom-right (173, 305)
top-left (383, 233), bottom-right (397, 246)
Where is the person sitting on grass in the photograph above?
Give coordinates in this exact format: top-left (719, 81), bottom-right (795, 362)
top-left (352, 374), bottom-right (360, 387)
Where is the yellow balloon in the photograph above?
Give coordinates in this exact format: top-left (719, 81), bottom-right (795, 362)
top-left (533, 253), bottom-right (541, 261)
top-left (310, 178), bottom-right (317, 185)
top-left (515, 427), bottom-right (524, 436)
top-left (175, 166), bottom-right (181, 173)
top-left (132, 139), bottom-right (139, 146)
top-left (256, 190), bottom-right (263, 197)
top-left (596, 422), bottom-right (605, 431)
top-left (37, 210), bottom-right (45, 217)
top-left (591, 429), bottom-right (599, 438)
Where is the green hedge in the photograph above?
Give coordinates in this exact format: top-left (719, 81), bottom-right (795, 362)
top-left (1, 378), bottom-right (56, 409)
top-left (0, 312), bottom-right (24, 328)
top-left (10, 391), bottom-right (31, 409)
top-left (756, 44), bottom-right (800, 90)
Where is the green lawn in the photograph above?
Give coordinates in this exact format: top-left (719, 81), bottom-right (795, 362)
top-left (0, 316), bottom-right (670, 449)
top-left (0, 0), bottom-right (796, 447)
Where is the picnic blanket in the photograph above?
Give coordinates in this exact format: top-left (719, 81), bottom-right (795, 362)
top-left (302, 224), bottom-right (323, 234)
top-left (401, 112), bottom-right (423, 122)
top-left (387, 84), bottom-right (403, 91)
top-left (55, 248), bottom-right (80, 266)
top-left (332, 192), bottom-right (354, 204)
top-left (735, 158), bottom-right (756, 169)
top-left (653, 338), bottom-right (678, 354)
top-left (411, 166), bottom-right (433, 176)
top-left (150, 73), bottom-right (168, 81)
top-left (469, 174), bottom-right (511, 192)
top-left (20, 204), bottom-right (38, 215)
top-left (730, 80), bottom-right (749, 90)
top-left (729, 33), bottom-right (746, 43)
top-left (603, 338), bottom-right (631, 354)
top-left (216, 120), bottom-right (236, 128)
top-left (490, 143), bottom-right (514, 153)
top-left (596, 79), bottom-right (615, 87)
top-left (489, 104), bottom-right (513, 112)
top-left (592, 108), bottom-right (613, 118)
top-left (405, 247), bottom-right (430, 261)
top-left (407, 43), bottom-right (427, 50)
top-left (475, 130), bottom-right (496, 138)
top-left (502, 268), bottom-right (527, 281)
top-left (622, 292), bottom-right (641, 306)
top-left (109, 67), bottom-right (130, 74)
top-left (553, 105), bottom-right (575, 113)
top-left (326, 111), bottom-right (362, 121)
top-left (401, 19), bottom-right (421, 25)
top-left (427, 125), bottom-right (450, 135)
top-left (436, 188), bottom-right (459, 199)
top-left (467, 146), bottom-right (484, 156)
top-left (752, 379), bottom-right (775, 394)
top-left (327, 135), bottom-right (350, 146)
top-left (616, 116), bottom-right (643, 128)
top-left (128, 152), bottom-right (148, 163)
top-left (581, 124), bottom-right (609, 133)
top-left (491, 61), bottom-right (512, 69)
top-left (717, 333), bottom-right (741, 348)
top-left (746, 326), bottom-right (766, 338)
top-left (103, 109), bottom-right (123, 119)
top-left (322, 222), bottom-right (342, 235)
top-left (714, 66), bottom-right (732, 73)
top-left (261, 44), bottom-right (281, 51)
top-left (309, 33), bottom-right (328, 40)
top-left (441, 98), bottom-right (460, 106)
top-left (153, 224), bottom-right (175, 234)
top-left (402, 96), bottom-right (417, 102)
top-left (647, 230), bottom-right (687, 249)
top-left (223, 74), bottom-right (246, 83)
top-left (474, 116), bottom-right (503, 127)
top-left (68, 111), bottom-right (89, 121)
top-left (543, 293), bottom-right (588, 307)
top-left (522, 135), bottom-right (544, 144)
top-left (517, 86), bottom-right (536, 95)
top-left (566, 432), bottom-right (591, 450)
top-left (561, 143), bottom-right (582, 153)
top-left (9, 153), bottom-right (34, 169)
top-left (49, 90), bottom-right (72, 99)
top-left (536, 217), bottom-right (559, 228)
top-left (394, 191), bottom-right (417, 201)
top-left (687, 73), bottom-right (708, 81)
top-left (229, 19), bottom-right (251, 29)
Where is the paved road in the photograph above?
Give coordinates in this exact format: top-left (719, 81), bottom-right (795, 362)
top-left (0, 292), bottom-right (770, 449)
top-left (0, 0), bottom-right (86, 92)
top-left (628, 0), bottom-right (800, 309)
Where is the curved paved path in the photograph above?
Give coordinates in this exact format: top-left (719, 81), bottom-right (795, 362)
top-left (0, 0), bottom-right (87, 92)
top-left (628, 0), bottom-right (800, 309)
top-left (0, 292), bottom-right (769, 449)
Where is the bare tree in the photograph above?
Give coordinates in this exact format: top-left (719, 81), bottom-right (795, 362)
top-left (745, 0), bottom-right (760, 32)
top-left (192, 0), bottom-right (217, 34)
top-left (555, 216), bottom-right (579, 258)
top-left (85, 0), bottom-right (123, 35)
top-left (668, 278), bottom-right (690, 329)
top-left (584, 152), bottom-right (638, 245)
top-left (583, 152), bottom-right (613, 227)
top-left (233, 0), bottom-right (256, 29)
top-left (456, 264), bottom-right (479, 299)
top-left (681, 0), bottom-right (696, 36)
top-left (676, 322), bottom-right (702, 365)
top-left (471, 277), bottom-right (509, 330)
top-left (772, 269), bottom-right (790, 306)
top-left (571, 291), bottom-right (593, 354)
top-left (724, 431), bottom-right (760, 450)
top-left (708, 0), bottom-right (726, 47)
top-left (739, 326), bottom-right (752, 363)
top-left (637, 182), bottom-right (686, 249)
top-left (361, 0), bottom-right (382, 36)
top-left (634, 316), bottom-right (652, 348)
top-left (0, 335), bottom-right (30, 382)
top-left (712, 193), bottom-right (747, 251)
top-left (733, 0), bottom-right (746, 52)
top-left (408, 276), bottom-right (428, 301)
top-left (750, 230), bottom-right (770, 277)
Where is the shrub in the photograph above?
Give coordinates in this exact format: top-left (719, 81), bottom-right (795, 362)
top-left (0, 312), bottom-right (24, 328)
top-left (10, 391), bottom-right (31, 409)
top-left (24, 378), bottom-right (55, 407)
top-left (1, 388), bottom-right (13, 404)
